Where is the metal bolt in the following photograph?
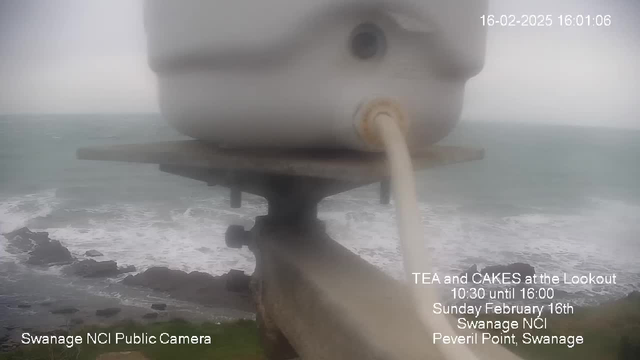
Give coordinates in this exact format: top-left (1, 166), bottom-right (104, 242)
top-left (225, 225), bottom-right (249, 248)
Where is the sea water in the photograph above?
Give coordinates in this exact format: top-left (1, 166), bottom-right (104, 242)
top-left (0, 114), bottom-right (639, 305)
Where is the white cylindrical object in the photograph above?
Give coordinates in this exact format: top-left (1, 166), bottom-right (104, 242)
top-left (144, 0), bottom-right (488, 151)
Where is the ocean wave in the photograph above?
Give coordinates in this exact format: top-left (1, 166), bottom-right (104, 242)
top-left (324, 193), bottom-right (640, 300)
top-left (0, 189), bottom-right (638, 302)
top-left (30, 195), bottom-right (266, 276)
top-left (0, 189), bottom-right (59, 233)
top-left (0, 190), bottom-right (60, 265)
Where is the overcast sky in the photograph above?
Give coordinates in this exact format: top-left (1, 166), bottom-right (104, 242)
top-left (0, 0), bottom-right (638, 128)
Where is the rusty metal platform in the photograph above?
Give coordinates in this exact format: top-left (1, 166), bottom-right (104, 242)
top-left (76, 141), bottom-right (521, 360)
top-left (77, 140), bottom-right (484, 183)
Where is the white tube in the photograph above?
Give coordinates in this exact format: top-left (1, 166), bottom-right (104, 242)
top-left (374, 113), bottom-right (481, 360)
top-left (356, 97), bottom-right (522, 359)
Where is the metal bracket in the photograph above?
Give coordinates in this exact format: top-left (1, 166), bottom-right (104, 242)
top-left (76, 140), bottom-right (489, 360)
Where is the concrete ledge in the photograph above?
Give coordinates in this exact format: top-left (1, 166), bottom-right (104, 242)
top-left (252, 218), bottom-right (522, 360)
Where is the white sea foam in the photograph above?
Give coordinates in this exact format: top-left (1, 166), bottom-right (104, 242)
top-left (0, 189), bottom-right (58, 233)
top-left (0, 189), bottom-right (59, 264)
top-left (44, 201), bottom-right (261, 276)
top-left (0, 188), bottom-right (638, 301)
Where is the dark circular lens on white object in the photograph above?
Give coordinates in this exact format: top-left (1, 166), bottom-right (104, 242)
top-left (350, 23), bottom-right (386, 60)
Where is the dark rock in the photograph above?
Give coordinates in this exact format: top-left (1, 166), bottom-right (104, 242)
top-left (151, 303), bottom-right (167, 311)
top-left (64, 259), bottom-right (120, 278)
top-left (16, 304), bottom-right (31, 309)
top-left (27, 240), bottom-right (74, 266)
top-left (122, 267), bottom-right (253, 312)
top-left (142, 313), bottom-right (159, 320)
top-left (29, 232), bottom-right (51, 245)
top-left (70, 318), bottom-right (84, 325)
top-left (85, 250), bottom-right (103, 257)
top-left (3, 227), bottom-right (30, 241)
top-left (4, 227), bottom-right (54, 254)
top-left (95, 308), bottom-right (121, 317)
top-left (5, 235), bottom-right (35, 253)
top-left (481, 262), bottom-right (535, 278)
top-left (4, 228), bottom-right (72, 266)
top-left (459, 264), bottom-right (479, 277)
top-left (226, 269), bottom-right (251, 293)
top-left (122, 268), bottom-right (194, 292)
top-left (51, 307), bottom-right (79, 315)
top-left (4, 227), bottom-right (49, 242)
top-left (119, 265), bottom-right (137, 274)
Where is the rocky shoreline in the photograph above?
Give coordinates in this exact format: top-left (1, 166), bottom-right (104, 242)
top-left (3, 227), bottom-right (253, 306)
top-left (2, 227), bottom-right (638, 354)
top-left (0, 228), bottom-right (255, 352)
